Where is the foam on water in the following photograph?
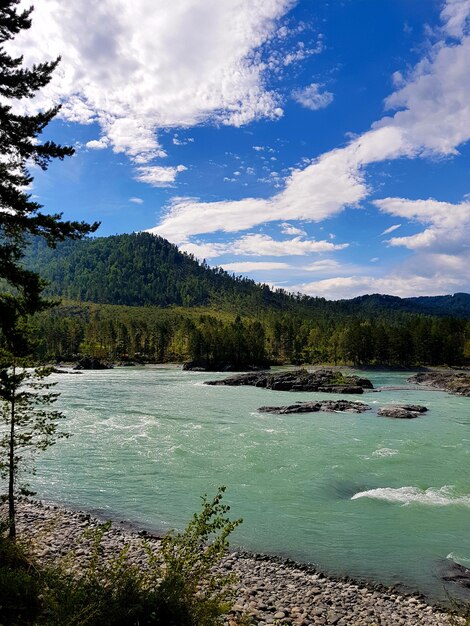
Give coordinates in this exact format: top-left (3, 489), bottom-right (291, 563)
top-left (372, 447), bottom-right (399, 458)
top-left (351, 485), bottom-right (470, 507)
top-left (447, 552), bottom-right (470, 567)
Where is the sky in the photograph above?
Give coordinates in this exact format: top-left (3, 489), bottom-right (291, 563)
top-left (7, 0), bottom-right (470, 299)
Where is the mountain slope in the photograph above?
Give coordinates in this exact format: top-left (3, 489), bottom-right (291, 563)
top-left (24, 233), bottom-right (287, 309)
top-left (345, 293), bottom-right (470, 319)
top-left (23, 233), bottom-right (470, 319)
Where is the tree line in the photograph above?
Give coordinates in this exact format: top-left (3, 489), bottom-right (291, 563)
top-left (34, 303), bottom-right (470, 367)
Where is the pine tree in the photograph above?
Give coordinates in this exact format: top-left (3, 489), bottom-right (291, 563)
top-left (0, 1), bottom-right (98, 538)
top-left (0, 0), bottom-right (99, 329)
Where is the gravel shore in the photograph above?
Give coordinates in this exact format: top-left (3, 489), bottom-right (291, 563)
top-left (8, 499), bottom-right (461, 626)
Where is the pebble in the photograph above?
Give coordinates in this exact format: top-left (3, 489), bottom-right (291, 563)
top-left (2, 499), bottom-right (462, 626)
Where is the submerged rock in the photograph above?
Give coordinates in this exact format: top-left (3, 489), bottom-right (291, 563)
top-left (441, 559), bottom-right (470, 591)
top-left (378, 404), bottom-right (428, 419)
top-left (408, 371), bottom-right (470, 397)
top-left (258, 399), bottom-right (371, 414)
top-left (205, 368), bottom-right (374, 393)
top-left (73, 357), bottom-right (113, 370)
top-left (183, 360), bottom-right (268, 372)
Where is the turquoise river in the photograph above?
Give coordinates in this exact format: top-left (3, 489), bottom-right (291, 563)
top-left (31, 367), bottom-right (470, 601)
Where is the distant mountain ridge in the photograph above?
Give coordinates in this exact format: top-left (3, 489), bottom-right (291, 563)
top-left (345, 293), bottom-right (470, 319)
top-left (23, 233), bottom-right (470, 319)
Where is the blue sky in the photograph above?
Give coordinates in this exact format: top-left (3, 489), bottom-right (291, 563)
top-left (9, 0), bottom-right (470, 298)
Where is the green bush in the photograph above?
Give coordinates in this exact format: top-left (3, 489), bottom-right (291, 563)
top-left (0, 531), bottom-right (41, 625)
top-left (0, 487), bottom-right (242, 626)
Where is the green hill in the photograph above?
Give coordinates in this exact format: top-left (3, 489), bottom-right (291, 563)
top-left (24, 233), bottom-right (308, 313)
top-left (24, 233), bottom-right (470, 318)
top-left (21, 233), bottom-right (470, 368)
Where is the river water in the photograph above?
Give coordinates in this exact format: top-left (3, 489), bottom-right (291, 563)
top-left (31, 366), bottom-right (470, 600)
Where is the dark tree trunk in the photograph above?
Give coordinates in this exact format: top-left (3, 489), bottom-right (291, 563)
top-left (8, 385), bottom-right (16, 539)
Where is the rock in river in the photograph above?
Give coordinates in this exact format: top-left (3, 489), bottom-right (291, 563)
top-left (378, 404), bottom-right (428, 419)
top-left (205, 368), bottom-right (374, 393)
top-left (258, 399), bottom-right (371, 414)
top-left (73, 356), bottom-right (113, 370)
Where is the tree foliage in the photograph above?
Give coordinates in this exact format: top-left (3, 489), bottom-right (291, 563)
top-left (0, 0), bottom-right (99, 332)
top-left (0, 0), bottom-right (98, 538)
top-left (33, 301), bottom-right (469, 368)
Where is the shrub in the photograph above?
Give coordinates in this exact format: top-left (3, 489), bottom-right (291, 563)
top-left (0, 487), bottom-right (242, 626)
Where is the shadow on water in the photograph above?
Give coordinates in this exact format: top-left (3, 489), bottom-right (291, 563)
top-left (326, 479), bottom-right (375, 501)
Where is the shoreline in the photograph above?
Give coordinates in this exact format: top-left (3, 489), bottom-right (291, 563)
top-left (6, 497), bottom-right (462, 626)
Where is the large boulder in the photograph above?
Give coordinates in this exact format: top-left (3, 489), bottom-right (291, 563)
top-left (378, 404), bottom-right (428, 419)
top-left (205, 368), bottom-right (374, 393)
top-left (258, 400), bottom-right (371, 414)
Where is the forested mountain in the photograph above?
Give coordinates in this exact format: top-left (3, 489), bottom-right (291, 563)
top-left (21, 233), bottom-right (470, 367)
top-left (23, 233), bottom-right (470, 318)
top-left (24, 233), bottom-right (302, 312)
top-left (345, 293), bottom-right (470, 319)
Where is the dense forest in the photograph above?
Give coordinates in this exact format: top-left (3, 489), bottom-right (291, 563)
top-left (24, 234), bottom-right (470, 318)
top-left (33, 302), bottom-right (470, 368)
top-left (22, 233), bottom-right (470, 368)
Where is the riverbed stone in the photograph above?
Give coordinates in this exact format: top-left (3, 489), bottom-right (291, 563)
top-left (0, 498), bottom-right (457, 626)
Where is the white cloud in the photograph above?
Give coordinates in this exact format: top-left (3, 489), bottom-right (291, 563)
top-left (292, 83), bottom-right (334, 111)
top-left (375, 197), bottom-right (470, 252)
top-left (135, 164), bottom-right (187, 187)
top-left (290, 274), bottom-right (464, 299)
top-left (441, 0), bottom-right (470, 37)
top-left (173, 134), bottom-right (194, 146)
top-left (301, 259), bottom-right (341, 272)
top-left (7, 0), bottom-right (293, 175)
top-left (230, 234), bottom-right (348, 256)
top-left (153, 2), bottom-right (470, 245)
top-left (281, 222), bottom-right (306, 236)
top-left (179, 241), bottom-right (228, 260)
top-left (380, 223), bottom-right (401, 236)
top-left (178, 233), bottom-right (348, 260)
top-left (222, 261), bottom-right (291, 272)
top-left (85, 137), bottom-right (109, 149)
top-left (129, 197), bottom-right (144, 204)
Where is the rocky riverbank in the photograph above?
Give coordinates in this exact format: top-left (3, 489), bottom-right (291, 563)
top-left (205, 369), bottom-right (374, 394)
top-left (408, 371), bottom-right (470, 397)
top-left (6, 499), bottom-right (460, 626)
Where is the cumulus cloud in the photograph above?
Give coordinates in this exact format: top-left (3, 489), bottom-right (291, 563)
top-left (153, 0), bottom-right (470, 249)
top-left (281, 222), bottom-right (307, 236)
top-left (230, 234), bottom-right (348, 256)
top-left (222, 261), bottom-right (291, 272)
top-left (86, 137), bottom-right (109, 150)
top-left (289, 273), bottom-right (464, 299)
top-left (179, 233), bottom-right (348, 259)
top-left (441, 0), bottom-right (470, 37)
top-left (129, 197), bottom-right (144, 204)
top-left (292, 82), bottom-right (334, 110)
top-left (135, 165), bottom-right (187, 187)
top-left (7, 0), bottom-right (293, 180)
top-left (179, 241), bottom-right (228, 260)
top-left (375, 197), bottom-right (470, 252)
